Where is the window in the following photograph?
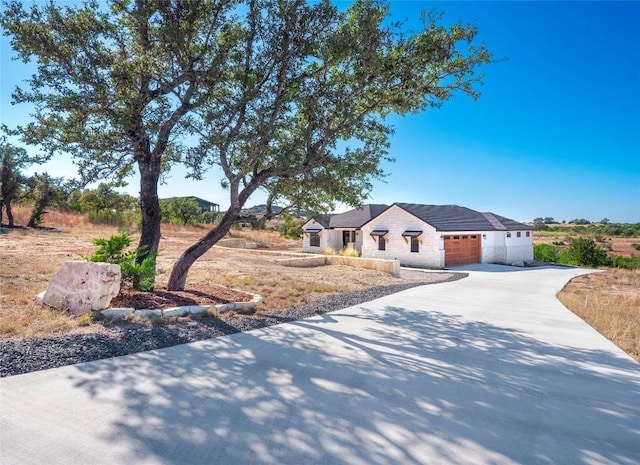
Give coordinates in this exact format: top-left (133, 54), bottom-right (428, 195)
top-left (310, 232), bottom-right (320, 247)
top-left (410, 236), bottom-right (419, 253)
top-left (526, 231), bottom-right (531, 237)
top-left (517, 231), bottom-right (521, 238)
top-left (378, 235), bottom-right (386, 251)
top-left (506, 232), bottom-right (511, 238)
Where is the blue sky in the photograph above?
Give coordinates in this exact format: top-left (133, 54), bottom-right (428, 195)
top-left (1, 1), bottom-right (639, 223)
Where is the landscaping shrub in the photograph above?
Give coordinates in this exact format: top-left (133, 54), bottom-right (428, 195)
top-left (84, 233), bottom-right (156, 291)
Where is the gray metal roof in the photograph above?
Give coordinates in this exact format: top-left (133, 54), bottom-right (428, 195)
top-left (392, 203), bottom-right (533, 232)
top-left (329, 204), bottom-right (389, 229)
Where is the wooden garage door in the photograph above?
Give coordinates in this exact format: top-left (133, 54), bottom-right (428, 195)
top-left (444, 234), bottom-right (480, 267)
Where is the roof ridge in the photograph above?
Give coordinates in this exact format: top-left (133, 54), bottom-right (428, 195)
top-left (481, 212), bottom-right (507, 231)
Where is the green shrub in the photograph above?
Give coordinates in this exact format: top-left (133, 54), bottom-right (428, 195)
top-left (84, 233), bottom-right (156, 291)
top-left (606, 255), bottom-right (640, 270)
top-left (559, 237), bottom-right (608, 268)
top-left (533, 243), bottom-right (559, 262)
top-left (278, 214), bottom-right (303, 239)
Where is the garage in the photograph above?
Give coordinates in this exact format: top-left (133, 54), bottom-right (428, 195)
top-left (444, 234), bottom-right (480, 267)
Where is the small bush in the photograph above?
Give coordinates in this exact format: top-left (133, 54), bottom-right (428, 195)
top-left (321, 247), bottom-right (337, 255)
top-left (84, 233), bottom-right (156, 291)
top-left (534, 243), bottom-right (559, 262)
top-left (340, 248), bottom-right (360, 257)
top-left (559, 237), bottom-right (608, 268)
top-left (606, 255), bottom-right (640, 270)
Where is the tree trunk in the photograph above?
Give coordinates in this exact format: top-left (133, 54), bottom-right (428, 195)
top-left (167, 207), bottom-right (240, 290)
top-left (137, 161), bottom-right (162, 289)
top-left (4, 199), bottom-right (13, 227)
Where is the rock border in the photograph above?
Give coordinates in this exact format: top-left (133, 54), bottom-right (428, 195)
top-left (37, 291), bottom-right (263, 319)
top-left (104, 291), bottom-right (263, 319)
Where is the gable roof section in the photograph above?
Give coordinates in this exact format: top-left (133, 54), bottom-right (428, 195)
top-left (393, 203), bottom-right (532, 232)
top-left (329, 204), bottom-right (389, 229)
top-left (302, 214), bottom-right (332, 229)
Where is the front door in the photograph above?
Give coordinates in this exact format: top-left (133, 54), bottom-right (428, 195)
top-left (343, 230), bottom-right (355, 248)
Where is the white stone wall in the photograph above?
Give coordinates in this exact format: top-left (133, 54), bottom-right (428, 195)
top-left (361, 205), bottom-right (442, 268)
top-left (481, 230), bottom-right (533, 264)
top-left (302, 220), bottom-right (335, 252)
top-left (504, 230), bottom-right (534, 263)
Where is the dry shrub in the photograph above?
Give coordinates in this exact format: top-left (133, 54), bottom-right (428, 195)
top-left (558, 269), bottom-right (640, 361)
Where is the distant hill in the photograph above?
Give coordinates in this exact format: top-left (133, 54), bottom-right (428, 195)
top-left (239, 204), bottom-right (284, 217)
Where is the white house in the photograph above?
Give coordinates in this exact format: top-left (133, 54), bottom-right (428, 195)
top-left (301, 205), bottom-right (388, 253)
top-left (359, 203), bottom-right (533, 268)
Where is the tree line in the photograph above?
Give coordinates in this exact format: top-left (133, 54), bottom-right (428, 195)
top-left (531, 217), bottom-right (640, 237)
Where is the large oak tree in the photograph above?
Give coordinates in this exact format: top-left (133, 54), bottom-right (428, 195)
top-left (2, 0), bottom-right (492, 291)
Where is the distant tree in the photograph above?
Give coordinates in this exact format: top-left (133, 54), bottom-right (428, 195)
top-left (278, 214), bottom-right (304, 240)
top-left (569, 218), bottom-right (591, 225)
top-left (25, 173), bottom-right (62, 227)
top-left (0, 134), bottom-right (30, 227)
top-left (532, 218), bottom-right (548, 231)
top-left (600, 218), bottom-right (610, 225)
top-left (160, 197), bottom-right (203, 226)
top-left (78, 183), bottom-right (136, 216)
top-left (543, 217), bottom-right (555, 224)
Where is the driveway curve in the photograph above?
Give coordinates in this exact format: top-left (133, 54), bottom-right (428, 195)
top-left (1, 265), bottom-right (639, 465)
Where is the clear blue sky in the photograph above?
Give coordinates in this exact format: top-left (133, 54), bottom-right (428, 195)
top-left (1, 1), bottom-right (639, 223)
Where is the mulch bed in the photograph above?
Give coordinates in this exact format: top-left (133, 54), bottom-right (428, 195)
top-left (109, 285), bottom-right (253, 310)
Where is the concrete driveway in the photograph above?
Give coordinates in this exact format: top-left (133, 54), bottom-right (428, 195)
top-left (1, 265), bottom-right (639, 465)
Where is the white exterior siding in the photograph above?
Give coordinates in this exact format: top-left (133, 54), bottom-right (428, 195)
top-left (504, 231), bottom-right (534, 263)
top-left (481, 230), bottom-right (533, 264)
top-left (361, 205), bottom-right (443, 267)
top-left (481, 231), bottom-right (506, 263)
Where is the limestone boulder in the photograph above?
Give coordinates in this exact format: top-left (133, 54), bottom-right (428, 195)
top-left (42, 261), bottom-right (121, 315)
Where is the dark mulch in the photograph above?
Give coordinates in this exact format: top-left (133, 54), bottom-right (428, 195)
top-left (109, 285), bottom-right (253, 310)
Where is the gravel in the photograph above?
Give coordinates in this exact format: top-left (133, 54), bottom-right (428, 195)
top-left (0, 271), bottom-right (465, 377)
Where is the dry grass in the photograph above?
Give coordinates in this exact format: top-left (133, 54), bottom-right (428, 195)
top-left (558, 269), bottom-right (640, 362)
top-left (533, 230), bottom-right (639, 258)
top-left (0, 209), bottom-right (408, 339)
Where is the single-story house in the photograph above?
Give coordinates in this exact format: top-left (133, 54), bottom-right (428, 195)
top-left (302, 205), bottom-right (388, 253)
top-left (361, 203), bottom-right (533, 268)
top-left (303, 202), bottom-right (533, 268)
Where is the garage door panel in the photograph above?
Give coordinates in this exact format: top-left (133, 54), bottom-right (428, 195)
top-left (444, 235), bottom-right (480, 267)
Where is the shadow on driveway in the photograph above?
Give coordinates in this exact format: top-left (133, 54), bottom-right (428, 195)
top-left (58, 304), bottom-right (640, 465)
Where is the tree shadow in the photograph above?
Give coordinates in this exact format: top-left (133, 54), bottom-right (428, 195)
top-left (58, 303), bottom-right (640, 465)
